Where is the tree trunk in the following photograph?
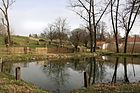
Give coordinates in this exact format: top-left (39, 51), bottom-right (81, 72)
top-left (91, 0), bottom-right (96, 52)
top-left (59, 38), bottom-right (62, 47)
top-left (5, 12), bottom-right (11, 46)
top-left (89, 31), bottom-right (93, 53)
top-left (110, 0), bottom-right (120, 53)
top-left (93, 26), bottom-right (96, 52)
top-left (88, 8), bottom-right (93, 53)
top-left (124, 32), bottom-right (129, 53)
top-left (115, 33), bottom-right (119, 53)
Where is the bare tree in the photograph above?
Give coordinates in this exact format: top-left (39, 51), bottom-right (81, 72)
top-left (0, 0), bottom-right (15, 46)
top-left (79, 29), bottom-right (89, 47)
top-left (120, 0), bottom-right (140, 53)
top-left (43, 24), bottom-right (56, 43)
top-left (96, 21), bottom-right (107, 41)
top-left (70, 28), bottom-right (81, 52)
top-left (69, 0), bottom-right (111, 52)
top-left (110, 0), bottom-right (120, 53)
top-left (69, 0), bottom-right (93, 52)
top-left (54, 18), bottom-right (69, 47)
top-left (70, 28), bottom-right (88, 51)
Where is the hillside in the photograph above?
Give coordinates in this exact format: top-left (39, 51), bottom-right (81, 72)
top-left (0, 35), bottom-right (46, 48)
top-left (0, 35), bottom-right (72, 48)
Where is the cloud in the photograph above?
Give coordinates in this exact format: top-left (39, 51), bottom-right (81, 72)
top-left (9, 1), bottom-right (83, 36)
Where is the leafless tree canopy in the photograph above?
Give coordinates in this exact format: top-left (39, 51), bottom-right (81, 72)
top-left (109, 0), bottom-right (140, 53)
top-left (40, 17), bottom-right (69, 47)
top-left (0, 0), bottom-right (15, 46)
top-left (70, 28), bottom-right (89, 51)
top-left (69, 0), bottom-right (111, 52)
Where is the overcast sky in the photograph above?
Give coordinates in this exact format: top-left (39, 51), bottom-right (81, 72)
top-left (9, 0), bottom-right (83, 36)
top-left (8, 0), bottom-right (140, 36)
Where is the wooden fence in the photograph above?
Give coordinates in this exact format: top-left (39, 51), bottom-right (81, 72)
top-left (0, 47), bottom-right (31, 54)
top-left (0, 47), bottom-right (74, 54)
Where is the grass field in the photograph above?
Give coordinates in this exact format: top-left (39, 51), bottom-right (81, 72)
top-left (0, 35), bottom-right (73, 48)
top-left (0, 35), bottom-right (47, 48)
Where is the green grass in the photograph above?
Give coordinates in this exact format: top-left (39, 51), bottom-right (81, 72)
top-left (0, 35), bottom-right (48, 48)
top-left (0, 35), bottom-right (73, 48)
top-left (0, 36), bottom-right (5, 45)
top-left (12, 36), bottom-right (40, 47)
top-left (0, 72), bottom-right (49, 93)
top-left (71, 83), bottom-right (140, 93)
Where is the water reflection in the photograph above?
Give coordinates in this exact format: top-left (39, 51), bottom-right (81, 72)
top-left (41, 61), bottom-right (70, 93)
top-left (111, 57), bottom-right (119, 83)
top-left (1, 56), bottom-right (140, 93)
top-left (111, 57), bottom-right (130, 83)
top-left (124, 58), bottom-right (129, 83)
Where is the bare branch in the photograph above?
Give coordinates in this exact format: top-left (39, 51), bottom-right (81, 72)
top-left (2, 0), bottom-right (7, 9)
top-left (0, 7), bottom-right (6, 15)
top-left (129, 4), bottom-right (140, 31)
top-left (127, 1), bottom-right (136, 29)
top-left (78, 0), bottom-right (89, 13)
top-left (72, 9), bottom-right (89, 22)
top-left (96, 0), bottom-right (111, 25)
top-left (9, 0), bottom-right (16, 7)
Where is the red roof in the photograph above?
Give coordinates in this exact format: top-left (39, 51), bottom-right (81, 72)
top-left (128, 37), bottom-right (140, 42)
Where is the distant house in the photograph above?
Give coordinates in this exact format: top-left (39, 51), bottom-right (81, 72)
top-left (97, 41), bottom-right (106, 49)
top-left (127, 37), bottom-right (140, 44)
top-left (101, 37), bottom-right (140, 53)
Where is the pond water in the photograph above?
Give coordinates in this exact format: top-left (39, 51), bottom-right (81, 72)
top-left (1, 56), bottom-right (140, 93)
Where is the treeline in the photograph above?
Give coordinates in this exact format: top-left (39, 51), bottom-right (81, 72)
top-left (38, 0), bottom-right (140, 53)
top-left (0, 0), bottom-right (140, 53)
top-left (36, 18), bottom-right (114, 51)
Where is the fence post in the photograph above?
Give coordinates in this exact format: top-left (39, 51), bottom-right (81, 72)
top-left (0, 58), bottom-right (3, 72)
top-left (15, 67), bottom-right (21, 80)
top-left (24, 47), bottom-right (27, 54)
top-left (84, 71), bottom-right (87, 88)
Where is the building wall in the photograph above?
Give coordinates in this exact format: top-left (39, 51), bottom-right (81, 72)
top-left (105, 43), bottom-right (140, 53)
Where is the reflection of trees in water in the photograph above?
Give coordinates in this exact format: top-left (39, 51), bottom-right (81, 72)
top-left (131, 57), bottom-right (135, 77)
top-left (40, 56), bottom-right (138, 90)
top-left (70, 58), bottom-right (88, 72)
top-left (112, 57), bottom-right (119, 83)
top-left (85, 57), bottom-right (106, 85)
top-left (41, 61), bottom-right (70, 93)
top-left (68, 57), bottom-right (106, 85)
top-left (111, 57), bottom-right (130, 83)
top-left (124, 58), bottom-right (129, 83)
top-left (96, 60), bottom-right (106, 83)
top-left (41, 58), bottom-right (99, 92)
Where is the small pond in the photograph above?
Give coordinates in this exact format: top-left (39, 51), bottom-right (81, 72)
top-left (1, 56), bottom-right (140, 93)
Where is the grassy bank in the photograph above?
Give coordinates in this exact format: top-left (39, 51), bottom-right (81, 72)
top-left (0, 53), bottom-right (98, 62)
top-left (0, 72), bottom-right (49, 93)
top-left (1, 52), bottom-right (140, 62)
top-left (71, 83), bottom-right (140, 93)
top-left (101, 52), bottom-right (140, 57)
